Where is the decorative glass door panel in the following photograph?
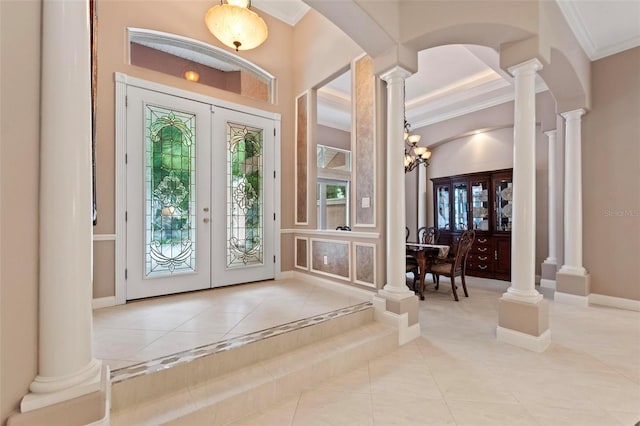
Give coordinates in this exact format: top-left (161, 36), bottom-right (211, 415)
top-left (145, 106), bottom-right (197, 276)
top-left (494, 177), bottom-right (513, 232)
top-left (436, 184), bottom-right (450, 230)
top-left (126, 87), bottom-right (212, 300)
top-left (212, 107), bottom-right (275, 287)
top-left (470, 180), bottom-right (489, 231)
top-left (453, 182), bottom-right (468, 231)
top-left (227, 122), bottom-right (264, 268)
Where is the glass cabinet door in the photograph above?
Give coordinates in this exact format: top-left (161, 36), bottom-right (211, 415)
top-left (435, 184), bottom-right (450, 230)
top-left (453, 181), bottom-right (468, 231)
top-left (470, 179), bottom-right (490, 231)
top-left (494, 177), bottom-right (513, 232)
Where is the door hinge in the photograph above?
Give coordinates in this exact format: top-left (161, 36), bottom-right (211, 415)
top-left (273, 213), bottom-right (276, 221)
top-left (125, 153), bottom-right (128, 164)
top-left (125, 211), bottom-right (128, 222)
top-left (273, 128), bottom-right (276, 136)
top-left (274, 255), bottom-right (276, 263)
top-left (125, 96), bottom-right (128, 107)
top-left (273, 170), bottom-right (276, 179)
top-left (125, 269), bottom-right (128, 280)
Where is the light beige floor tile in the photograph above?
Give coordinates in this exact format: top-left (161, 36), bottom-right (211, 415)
top-left (446, 399), bottom-right (539, 426)
top-left (371, 392), bottom-right (454, 426)
top-left (292, 390), bottom-right (373, 426)
top-left (226, 397), bottom-right (299, 426)
top-left (173, 309), bottom-right (249, 333)
top-left (369, 360), bottom-right (442, 399)
top-left (315, 365), bottom-right (371, 394)
top-left (606, 409), bottom-right (640, 426)
top-left (522, 403), bottom-right (625, 426)
top-left (93, 328), bottom-right (166, 360)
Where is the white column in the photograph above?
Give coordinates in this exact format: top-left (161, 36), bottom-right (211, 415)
top-left (379, 66), bottom-right (415, 297)
top-left (21, 0), bottom-right (102, 412)
top-left (503, 59), bottom-right (543, 304)
top-left (544, 130), bottom-right (558, 265)
top-left (559, 109), bottom-right (587, 275)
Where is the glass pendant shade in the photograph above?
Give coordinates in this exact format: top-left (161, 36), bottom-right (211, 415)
top-left (205, 2), bottom-right (268, 51)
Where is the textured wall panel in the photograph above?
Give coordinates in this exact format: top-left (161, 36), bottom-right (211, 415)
top-left (311, 239), bottom-right (350, 280)
top-left (295, 237), bottom-right (308, 269)
top-left (354, 243), bottom-right (375, 286)
top-left (354, 56), bottom-right (375, 226)
top-left (296, 92), bottom-right (308, 224)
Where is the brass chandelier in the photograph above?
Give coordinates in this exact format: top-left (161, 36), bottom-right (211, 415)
top-left (403, 119), bottom-right (431, 173)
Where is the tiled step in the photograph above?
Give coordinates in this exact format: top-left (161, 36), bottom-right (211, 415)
top-left (109, 303), bottom-right (398, 425)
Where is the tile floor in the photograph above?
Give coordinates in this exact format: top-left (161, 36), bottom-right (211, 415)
top-left (93, 279), bottom-right (369, 371)
top-left (95, 276), bottom-right (640, 425)
top-left (228, 277), bottom-right (640, 426)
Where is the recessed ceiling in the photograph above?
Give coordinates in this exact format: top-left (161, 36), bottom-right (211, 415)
top-left (264, 0), bottom-right (639, 132)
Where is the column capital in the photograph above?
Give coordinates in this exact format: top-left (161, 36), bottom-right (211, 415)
top-left (507, 58), bottom-right (543, 77)
top-left (561, 108), bottom-right (586, 120)
top-left (379, 65), bottom-right (413, 83)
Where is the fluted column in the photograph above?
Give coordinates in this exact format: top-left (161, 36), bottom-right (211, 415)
top-left (379, 66), bottom-right (415, 298)
top-left (503, 58), bottom-right (542, 304)
top-left (497, 58), bottom-right (549, 353)
top-left (555, 109), bottom-right (590, 306)
top-left (540, 130), bottom-right (558, 289)
top-left (21, 0), bottom-right (103, 412)
top-left (559, 109), bottom-right (587, 275)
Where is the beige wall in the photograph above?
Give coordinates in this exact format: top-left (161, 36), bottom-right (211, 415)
top-left (317, 125), bottom-right (350, 151)
top-left (0, 1), bottom-right (41, 422)
top-left (583, 47), bottom-right (640, 300)
top-left (93, 1), bottom-right (295, 296)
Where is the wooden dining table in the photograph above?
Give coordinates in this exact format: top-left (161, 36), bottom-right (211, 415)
top-left (406, 242), bottom-right (451, 300)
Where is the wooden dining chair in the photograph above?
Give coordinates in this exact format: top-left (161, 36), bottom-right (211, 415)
top-left (431, 230), bottom-right (475, 301)
top-left (417, 226), bottom-right (438, 245)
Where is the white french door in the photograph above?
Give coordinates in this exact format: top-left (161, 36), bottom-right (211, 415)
top-left (124, 85), bottom-right (275, 300)
top-left (211, 106), bottom-right (276, 287)
top-left (125, 87), bottom-right (212, 300)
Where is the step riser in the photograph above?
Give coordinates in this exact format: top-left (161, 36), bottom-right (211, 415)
top-left (111, 304), bottom-right (375, 412)
top-left (162, 328), bottom-right (397, 425)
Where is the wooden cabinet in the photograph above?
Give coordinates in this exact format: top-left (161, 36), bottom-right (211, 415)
top-left (432, 168), bottom-right (512, 281)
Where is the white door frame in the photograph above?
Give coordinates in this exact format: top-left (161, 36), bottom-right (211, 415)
top-left (114, 73), bottom-right (281, 305)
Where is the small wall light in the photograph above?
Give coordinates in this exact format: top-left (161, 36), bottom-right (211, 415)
top-left (184, 70), bottom-right (200, 82)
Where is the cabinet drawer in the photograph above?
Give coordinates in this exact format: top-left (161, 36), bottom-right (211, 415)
top-left (470, 236), bottom-right (492, 254)
top-left (466, 261), bottom-right (493, 272)
top-left (468, 253), bottom-right (491, 263)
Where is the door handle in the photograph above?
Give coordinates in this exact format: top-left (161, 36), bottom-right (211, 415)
top-left (203, 218), bottom-right (210, 223)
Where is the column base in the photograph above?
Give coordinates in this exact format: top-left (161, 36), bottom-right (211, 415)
top-left (497, 297), bottom-right (550, 352)
top-left (555, 269), bottom-right (590, 307)
top-left (21, 359), bottom-right (103, 412)
top-left (540, 261), bottom-right (556, 289)
top-left (9, 364), bottom-right (110, 426)
top-left (373, 292), bottom-right (420, 345)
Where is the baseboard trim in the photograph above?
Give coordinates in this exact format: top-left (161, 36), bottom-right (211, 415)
top-left (589, 293), bottom-right (640, 312)
top-left (92, 296), bottom-right (117, 310)
top-left (292, 271), bottom-right (375, 300)
top-left (278, 270), bottom-right (295, 280)
top-left (539, 279), bottom-right (556, 290)
top-left (554, 291), bottom-right (589, 307)
top-left (496, 326), bottom-right (551, 352)
top-left (372, 295), bottom-right (420, 346)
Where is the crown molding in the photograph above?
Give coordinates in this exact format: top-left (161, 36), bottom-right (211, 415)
top-left (252, 0), bottom-right (310, 26)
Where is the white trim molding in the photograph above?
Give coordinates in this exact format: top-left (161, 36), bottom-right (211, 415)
top-left (309, 238), bottom-right (351, 282)
top-left (92, 296), bottom-right (117, 310)
top-left (281, 228), bottom-right (380, 239)
top-left (372, 296), bottom-right (420, 345)
top-left (539, 279), bottom-right (557, 290)
top-left (294, 90), bottom-right (310, 226)
top-left (294, 271), bottom-right (375, 301)
top-left (496, 326), bottom-right (551, 353)
top-left (93, 234), bottom-right (116, 242)
top-left (294, 236), bottom-right (309, 271)
top-left (352, 242), bottom-right (377, 289)
top-left (554, 291), bottom-right (589, 308)
top-left (589, 294), bottom-right (640, 312)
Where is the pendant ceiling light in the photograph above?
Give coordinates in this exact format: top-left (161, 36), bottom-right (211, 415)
top-left (205, 0), bottom-right (268, 52)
